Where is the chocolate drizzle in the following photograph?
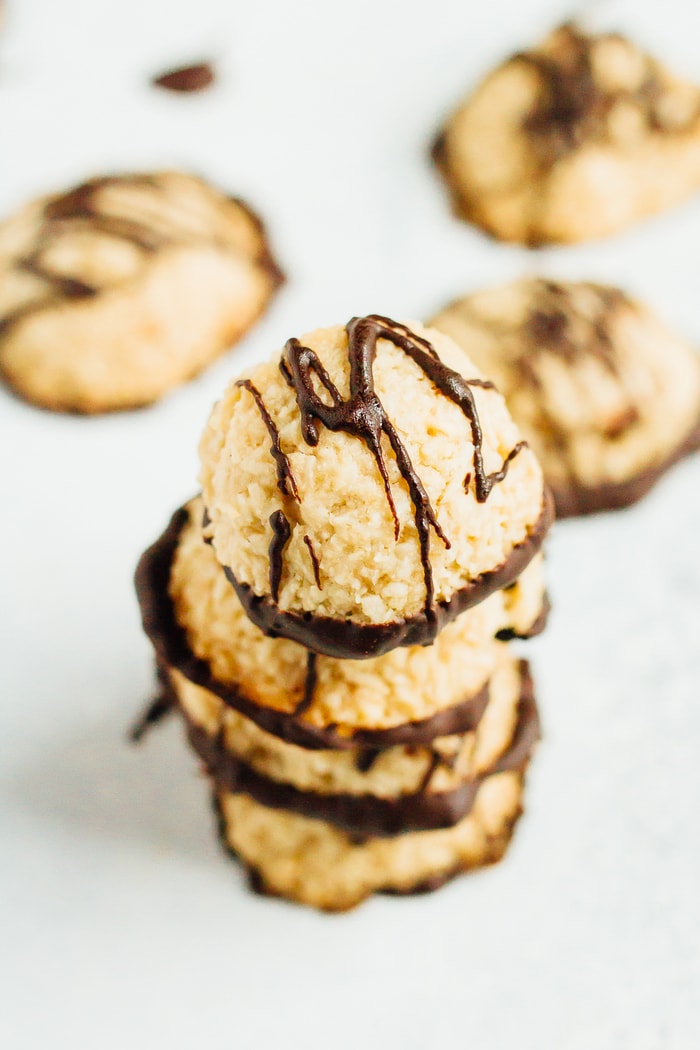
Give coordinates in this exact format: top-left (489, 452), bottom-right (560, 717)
top-left (0, 174), bottom-right (284, 352)
top-left (268, 510), bottom-right (291, 602)
top-left (235, 380), bottom-right (299, 500)
top-left (294, 653), bottom-right (318, 716)
top-left (518, 23), bottom-right (698, 163)
top-left (279, 314), bottom-right (524, 620)
top-left (303, 535), bottom-right (322, 588)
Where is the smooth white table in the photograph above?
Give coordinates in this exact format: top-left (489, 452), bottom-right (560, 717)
top-left (1, 1), bottom-right (699, 1046)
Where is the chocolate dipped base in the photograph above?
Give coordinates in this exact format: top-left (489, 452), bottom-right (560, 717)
top-left (221, 489), bottom-right (554, 660)
top-left (135, 504), bottom-right (548, 751)
top-left (551, 412), bottom-right (700, 518)
top-left (176, 664), bottom-right (538, 838)
top-left (212, 789), bottom-right (523, 912)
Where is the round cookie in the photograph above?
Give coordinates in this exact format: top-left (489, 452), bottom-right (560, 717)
top-left (433, 22), bottom-right (700, 245)
top-left (0, 172), bottom-right (283, 413)
top-left (135, 499), bottom-right (549, 742)
top-left (431, 279), bottom-right (700, 517)
top-left (169, 648), bottom-right (527, 812)
top-left (214, 768), bottom-right (527, 911)
top-left (199, 315), bottom-right (549, 658)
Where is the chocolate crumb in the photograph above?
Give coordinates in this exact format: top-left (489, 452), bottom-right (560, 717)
top-left (152, 62), bottom-right (215, 94)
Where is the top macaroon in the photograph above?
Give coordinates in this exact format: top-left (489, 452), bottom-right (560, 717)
top-left (200, 316), bottom-right (550, 659)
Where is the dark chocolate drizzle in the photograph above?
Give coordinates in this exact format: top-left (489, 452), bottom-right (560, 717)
top-left (294, 653), bottom-right (318, 717)
top-left (0, 174), bottom-right (284, 353)
top-left (276, 313), bottom-right (524, 621)
top-left (182, 661), bottom-right (540, 837)
top-left (268, 510), bottom-right (291, 602)
top-left (134, 504), bottom-right (543, 750)
top-left (303, 535), bottom-right (322, 588)
top-left (235, 380), bottom-right (299, 500)
top-left (152, 62), bottom-right (215, 93)
top-left (519, 23), bottom-right (698, 163)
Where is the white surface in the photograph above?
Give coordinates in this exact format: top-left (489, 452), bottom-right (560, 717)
top-left (1, 1), bottom-right (700, 1046)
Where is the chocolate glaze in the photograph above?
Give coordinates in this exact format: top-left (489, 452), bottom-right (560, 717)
top-left (268, 510), bottom-right (291, 602)
top-left (222, 487), bottom-right (553, 659)
top-left (277, 315), bottom-right (523, 622)
top-left (184, 662), bottom-right (539, 837)
top-left (152, 62), bottom-right (215, 93)
top-left (134, 504), bottom-right (518, 751)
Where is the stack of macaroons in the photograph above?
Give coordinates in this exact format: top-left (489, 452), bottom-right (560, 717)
top-left (135, 315), bottom-right (553, 911)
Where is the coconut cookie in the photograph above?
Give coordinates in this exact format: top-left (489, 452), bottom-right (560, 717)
top-left (167, 650), bottom-right (529, 820)
top-left (215, 766), bottom-right (528, 911)
top-left (0, 172), bottom-right (283, 413)
top-left (135, 499), bottom-right (548, 744)
top-left (432, 279), bottom-right (700, 517)
top-left (432, 22), bottom-right (700, 245)
top-left (200, 316), bottom-right (550, 659)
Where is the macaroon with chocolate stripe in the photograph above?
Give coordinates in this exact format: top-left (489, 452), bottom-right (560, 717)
top-left (433, 22), bottom-right (700, 245)
top-left (432, 279), bottom-right (700, 517)
top-left (200, 317), bottom-right (549, 659)
top-left (0, 172), bottom-right (283, 412)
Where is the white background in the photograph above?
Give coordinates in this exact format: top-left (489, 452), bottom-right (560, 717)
top-left (2, 1), bottom-right (700, 1046)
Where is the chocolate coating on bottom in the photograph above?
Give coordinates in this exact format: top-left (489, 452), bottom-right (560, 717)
top-left (181, 664), bottom-right (539, 837)
top-left (211, 784), bottom-right (524, 911)
top-left (135, 504), bottom-right (509, 752)
top-left (221, 489), bottom-right (554, 659)
top-left (551, 412), bottom-right (700, 518)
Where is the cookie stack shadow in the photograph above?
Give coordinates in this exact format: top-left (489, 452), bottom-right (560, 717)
top-left (134, 316), bottom-right (553, 911)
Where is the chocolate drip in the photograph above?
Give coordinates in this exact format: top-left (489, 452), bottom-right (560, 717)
top-left (281, 314), bottom-right (523, 617)
top-left (303, 534), bottom-right (322, 588)
top-left (268, 510), bottom-right (291, 602)
top-left (235, 380), bottom-right (299, 500)
top-left (152, 62), bottom-right (215, 93)
top-left (129, 666), bottom-right (175, 742)
top-left (294, 652), bottom-right (318, 717)
top-left (416, 751), bottom-right (442, 795)
top-left (354, 748), bottom-right (383, 773)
